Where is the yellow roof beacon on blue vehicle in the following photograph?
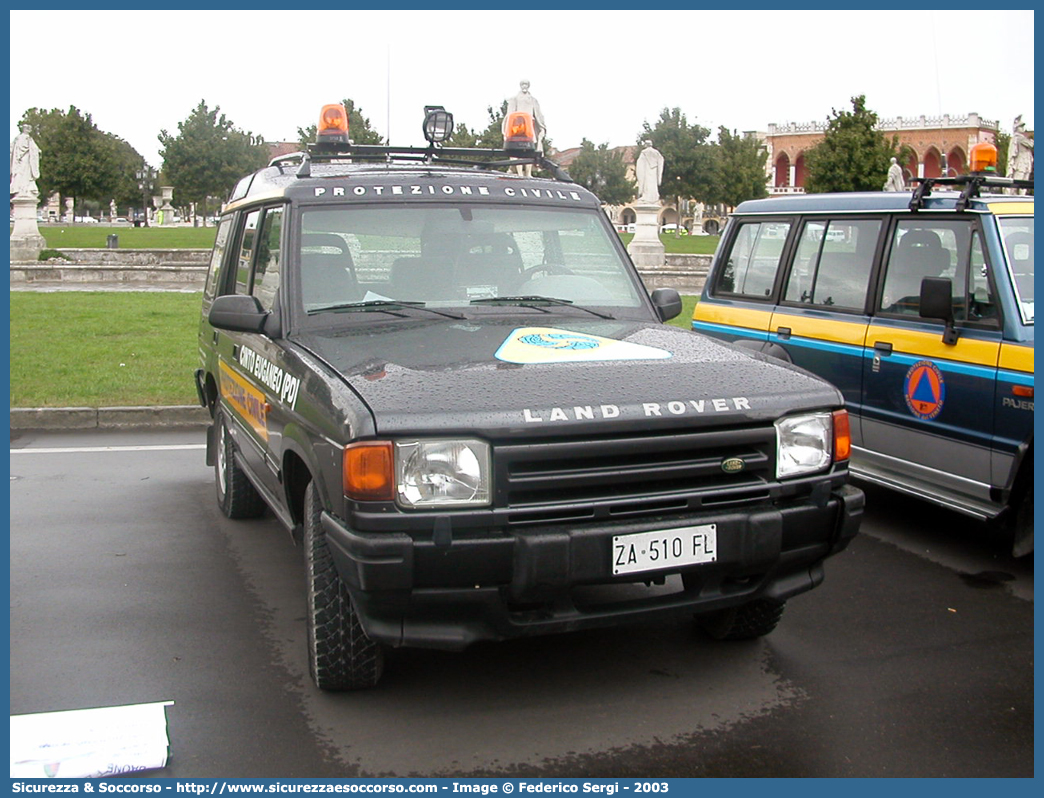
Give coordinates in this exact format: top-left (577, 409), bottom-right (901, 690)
top-left (694, 143), bottom-right (1033, 556)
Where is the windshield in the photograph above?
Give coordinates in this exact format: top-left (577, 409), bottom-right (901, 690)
top-left (295, 205), bottom-right (646, 318)
top-left (998, 217), bottom-right (1033, 324)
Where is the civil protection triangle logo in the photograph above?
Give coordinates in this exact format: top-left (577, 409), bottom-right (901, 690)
top-left (904, 360), bottom-right (946, 420)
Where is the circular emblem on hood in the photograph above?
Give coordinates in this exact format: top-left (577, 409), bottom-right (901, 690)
top-left (721, 457), bottom-right (746, 474)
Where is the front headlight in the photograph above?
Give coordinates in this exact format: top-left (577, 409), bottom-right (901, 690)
top-left (775, 413), bottom-right (832, 479)
top-left (395, 439), bottom-right (491, 508)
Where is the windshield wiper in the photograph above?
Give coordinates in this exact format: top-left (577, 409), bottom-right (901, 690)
top-left (307, 299), bottom-right (465, 320)
top-left (469, 295), bottom-right (614, 319)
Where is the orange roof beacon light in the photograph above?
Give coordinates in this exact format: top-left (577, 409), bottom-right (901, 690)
top-left (503, 111), bottom-right (536, 153)
top-left (317, 103), bottom-right (350, 146)
top-left (969, 141), bottom-right (998, 174)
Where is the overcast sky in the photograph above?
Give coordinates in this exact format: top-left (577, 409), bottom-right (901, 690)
top-left (9, 8), bottom-right (1035, 169)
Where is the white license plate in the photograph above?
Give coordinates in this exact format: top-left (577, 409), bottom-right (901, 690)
top-left (611, 525), bottom-right (718, 576)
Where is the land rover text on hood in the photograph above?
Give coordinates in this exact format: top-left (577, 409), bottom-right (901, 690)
top-left (195, 104), bottom-right (862, 690)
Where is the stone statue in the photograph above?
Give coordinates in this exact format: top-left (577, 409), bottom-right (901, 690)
top-left (1008, 115), bottom-right (1034, 191)
top-left (503, 79), bottom-right (547, 177)
top-left (10, 123), bottom-right (41, 200)
top-left (504, 79), bottom-right (546, 150)
top-left (635, 140), bottom-right (664, 204)
top-left (883, 157), bottom-right (905, 191)
top-left (110, 199), bottom-right (117, 220)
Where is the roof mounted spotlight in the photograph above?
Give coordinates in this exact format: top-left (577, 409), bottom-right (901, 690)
top-left (423, 106), bottom-right (454, 145)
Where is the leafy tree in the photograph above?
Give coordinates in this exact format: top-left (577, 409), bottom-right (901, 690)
top-left (103, 133), bottom-right (148, 210)
top-left (568, 139), bottom-right (634, 205)
top-left (18, 106), bottom-right (133, 213)
top-left (447, 121), bottom-right (481, 148)
top-left (159, 101), bottom-right (268, 220)
top-left (804, 95), bottom-right (900, 193)
top-left (297, 98), bottom-right (385, 147)
top-left (710, 127), bottom-right (769, 207)
top-left (450, 102), bottom-right (507, 149)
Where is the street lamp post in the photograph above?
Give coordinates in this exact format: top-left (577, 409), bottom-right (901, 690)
top-left (136, 167), bottom-right (155, 228)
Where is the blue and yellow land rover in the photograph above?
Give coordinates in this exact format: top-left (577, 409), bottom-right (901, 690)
top-left (694, 162), bottom-right (1033, 555)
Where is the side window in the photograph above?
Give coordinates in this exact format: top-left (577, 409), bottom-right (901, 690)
top-left (714, 221), bottom-right (791, 299)
top-left (204, 218), bottom-right (233, 302)
top-left (235, 210), bottom-right (262, 295)
top-left (252, 206), bottom-right (284, 312)
top-left (999, 218), bottom-right (1033, 324)
top-left (955, 230), bottom-right (998, 324)
top-left (879, 220), bottom-right (970, 316)
top-left (785, 219), bottom-right (880, 310)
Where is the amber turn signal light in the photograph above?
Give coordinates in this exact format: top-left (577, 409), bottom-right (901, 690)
top-left (832, 410), bottom-right (851, 462)
top-left (343, 441), bottom-right (394, 502)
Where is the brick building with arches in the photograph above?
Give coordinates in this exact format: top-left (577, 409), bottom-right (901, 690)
top-left (765, 112), bottom-right (999, 195)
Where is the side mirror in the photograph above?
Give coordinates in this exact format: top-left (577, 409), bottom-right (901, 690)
top-left (919, 277), bottom-right (958, 345)
top-left (650, 287), bottom-right (684, 322)
top-left (209, 294), bottom-right (269, 334)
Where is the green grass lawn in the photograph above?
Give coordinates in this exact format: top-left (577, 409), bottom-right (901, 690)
top-left (619, 233), bottom-right (720, 255)
top-left (9, 291), bottom-right (699, 407)
top-left (22, 226), bottom-right (713, 253)
top-left (10, 292), bottom-right (203, 407)
top-left (33, 225), bottom-right (218, 249)
top-left (16, 227), bottom-right (715, 255)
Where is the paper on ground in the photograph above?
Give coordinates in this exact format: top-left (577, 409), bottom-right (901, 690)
top-left (11, 701), bottom-right (173, 778)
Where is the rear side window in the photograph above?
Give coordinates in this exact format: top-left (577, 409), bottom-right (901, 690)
top-left (714, 221), bottom-right (790, 299)
top-left (784, 219), bottom-right (880, 310)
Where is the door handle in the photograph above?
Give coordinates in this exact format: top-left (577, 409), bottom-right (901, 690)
top-left (871, 341), bottom-right (892, 373)
top-left (776, 326), bottom-right (792, 340)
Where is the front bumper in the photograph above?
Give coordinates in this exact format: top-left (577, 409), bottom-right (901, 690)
top-left (322, 484), bottom-right (863, 649)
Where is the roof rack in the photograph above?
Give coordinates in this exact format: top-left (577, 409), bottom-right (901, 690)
top-left (269, 143), bottom-right (574, 183)
top-left (909, 174), bottom-right (1034, 212)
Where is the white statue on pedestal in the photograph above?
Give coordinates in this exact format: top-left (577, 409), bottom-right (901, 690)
top-left (504, 80), bottom-right (546, 151)
top-left (503, 79), bottom-right (547, 177)
top-left (1008, 115), bottom-right (1034, 192)
top-left (10, 124), bottom-right (41, 200)
top-left (883, 157), bottom-right (905, 191)
top-left (635, 140), bottom-right (664, 204)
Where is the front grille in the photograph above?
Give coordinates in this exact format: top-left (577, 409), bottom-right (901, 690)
top-left (494, 428), bottom-right (775, 524)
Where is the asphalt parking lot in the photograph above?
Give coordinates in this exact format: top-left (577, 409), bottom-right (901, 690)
top-left (9, 428), bottom-right (1034, 778)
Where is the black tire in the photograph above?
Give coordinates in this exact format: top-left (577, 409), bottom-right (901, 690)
top-left (215, 410), bottom-right (266, 519)
top-left (698, 599), bottom-right (786, 641)
top-left (303, 481), bottom-right (384, 690)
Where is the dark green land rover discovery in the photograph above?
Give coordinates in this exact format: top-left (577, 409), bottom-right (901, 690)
top-left (195, 104), bottom-right (862, 690)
